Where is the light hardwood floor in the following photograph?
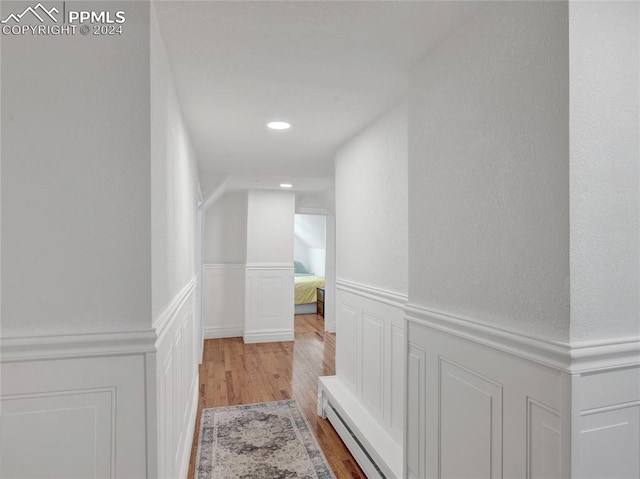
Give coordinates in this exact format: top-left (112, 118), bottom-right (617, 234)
top-left (187, 314), bottom-right (366, 479)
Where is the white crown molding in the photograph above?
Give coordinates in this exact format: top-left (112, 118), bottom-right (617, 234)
top-left (245, 263), bottom-right (294, 271)
top-left (336, 279), bottom-right (408, 309)
top-left (153, 276), bottom-right (198, 341)
top-left (203, 263), bottom-right (246, 270)
top-left (405, 303), bottom-right (640, 374)
top-left (0, 329), bottom-right (157, 362)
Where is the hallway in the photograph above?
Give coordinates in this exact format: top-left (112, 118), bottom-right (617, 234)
top-left (187, 315), bottom-right (366, 479)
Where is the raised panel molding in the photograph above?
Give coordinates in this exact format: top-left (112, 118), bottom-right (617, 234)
top-left (1, 388), bottom-right (115, 479)
top-left (439, 358), bottom-right (503, 479)
top-left (0, 279), bottom-right (200, 479)
top-left (527, 398), bottom-right (561, 479)
top-left (337, 304), bottom-right (359, 393)
top-left (244, 267), bottom-right (294, 343)
top-left (329, 281), bottom-right (406, 479)
top-left (407, 313), bottom-right (571, 479)
top-left (361, 312), bottom-right (384, 418)
top-left (579, 404), bottom-right (640, 479)
top-left (407, 344), bottom-right (426, 479)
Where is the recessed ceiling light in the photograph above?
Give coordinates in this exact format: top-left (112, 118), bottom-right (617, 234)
top-left (267, 121), bottom-right (291, 130)
top-left (280, 183), bottom-right (293, 188)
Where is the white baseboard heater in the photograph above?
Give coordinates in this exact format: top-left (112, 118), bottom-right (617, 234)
top-left (317, 376), bottom-right (403, 479)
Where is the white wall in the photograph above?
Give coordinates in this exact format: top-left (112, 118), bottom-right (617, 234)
top-left (150, 7), bottom-right (201, 478)
top-left (203, 192), bottom-right (247, 338)
top-left (1, 2), bottom-right (152, 336)
top-left (335, 103), bottom-right (408, 296)
top-left (408, 1), bottom-right (570, 342)
top-left (1, 3), bottom-right (154, 478)
top-left (569, 0), bottom-right (640, 343)
top-left (246, 189), bottom-right (295, 264)
top-left (244, 189), bottom-right (295, 343)
top-left (329, 102), bottom-right (409, 475)
top-left (204, 191), bottom-right (247, 264)
top-left (294, 214), bottom-right (326, 276)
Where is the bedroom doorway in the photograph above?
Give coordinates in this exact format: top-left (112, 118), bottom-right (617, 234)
top-left (293, 212), bottom-right (335, 334)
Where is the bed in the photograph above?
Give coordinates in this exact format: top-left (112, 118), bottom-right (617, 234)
top-left (294, 261), bottom-right (325, 314)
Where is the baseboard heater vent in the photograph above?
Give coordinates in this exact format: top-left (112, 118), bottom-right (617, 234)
top-left (325, 402), bottom-right (388, 479)
top-left (318, 376), bottom-right (402, 478)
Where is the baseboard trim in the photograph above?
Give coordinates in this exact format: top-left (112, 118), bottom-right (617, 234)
top-left (204, 326), bottom-right (243, 339)
top-left (203, 263), bottom-right (245, 270)
top-left (243, 329), bottom-right (294, 343)
top-left (245, 263), bottom-right (294, 271)
top-left (405, 303), bottom-right (640, 373)
top-left (336, 279), bottom-right (408, 309)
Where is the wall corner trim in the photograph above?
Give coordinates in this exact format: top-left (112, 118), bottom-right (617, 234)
top-left (404, 303), bottom-right (640, 374)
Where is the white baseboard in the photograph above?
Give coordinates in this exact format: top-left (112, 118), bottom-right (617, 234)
top-left (204, 326), bottom-right (243, 339)
top-left (243, 329), bottom-right (294, 344)
top-left (318, 376), bottom-right (402, 479)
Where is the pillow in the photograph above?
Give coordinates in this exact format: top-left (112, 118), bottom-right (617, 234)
top-left (294, 261), bottom-right (309, 274)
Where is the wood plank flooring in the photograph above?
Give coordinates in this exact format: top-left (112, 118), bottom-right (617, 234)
top-left (187, 314), bottom-right (366, 479)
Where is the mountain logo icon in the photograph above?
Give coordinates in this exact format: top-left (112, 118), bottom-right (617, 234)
top-left (1, 3), bottom-right (59, 24)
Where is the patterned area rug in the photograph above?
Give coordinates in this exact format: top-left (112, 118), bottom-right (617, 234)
top-left (196, 400), bottom-right (336, 479)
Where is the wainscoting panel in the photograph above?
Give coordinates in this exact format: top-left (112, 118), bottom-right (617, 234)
top-left (361, 312), bottom-right (384, 418)
top-left (203, 263), bottom-right (245, 338)
top-left (1, 388), bottom-right (115, 479)
top-left (337, 304), bottom-right (359, 393)
top-left (406, 343), bottom-right (426, 479)
top-left (154, 279), bottom-right (199, 479)
top-left (439, 358), bottom-right (503, 479)
top-left (325, 280), bottom-right (407, 477)
top-left (244, 264), bottom-right (294, 343)
top-left (527, 398), bottom-right (561, 479)
top-left (574, 365), bottom-right (640, 479)
top-left (0, 278), bottom-right (200, 479)
top-left (406, 305), bottom-right (571, 479)
top-left (0, 354), bottom-right (148, 479)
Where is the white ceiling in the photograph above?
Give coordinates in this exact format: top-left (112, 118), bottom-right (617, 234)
top-left (155, 1), bottom-right (485, 198)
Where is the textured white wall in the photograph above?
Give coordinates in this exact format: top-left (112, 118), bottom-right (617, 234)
top-left (204, 192), bottom-right (248, 264)
top-left (335, 103), bottom-right (408, 295)
top-left (1, 2), bottom-right (152, 334)
top-left (569, 1), bottom-right (640, 342)
top-left (408, 2), bottom-right (570, 341)
top-left (151, 10), bottom-right (200, 322)
top-left (246, 190), bottom-right (295, 264)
